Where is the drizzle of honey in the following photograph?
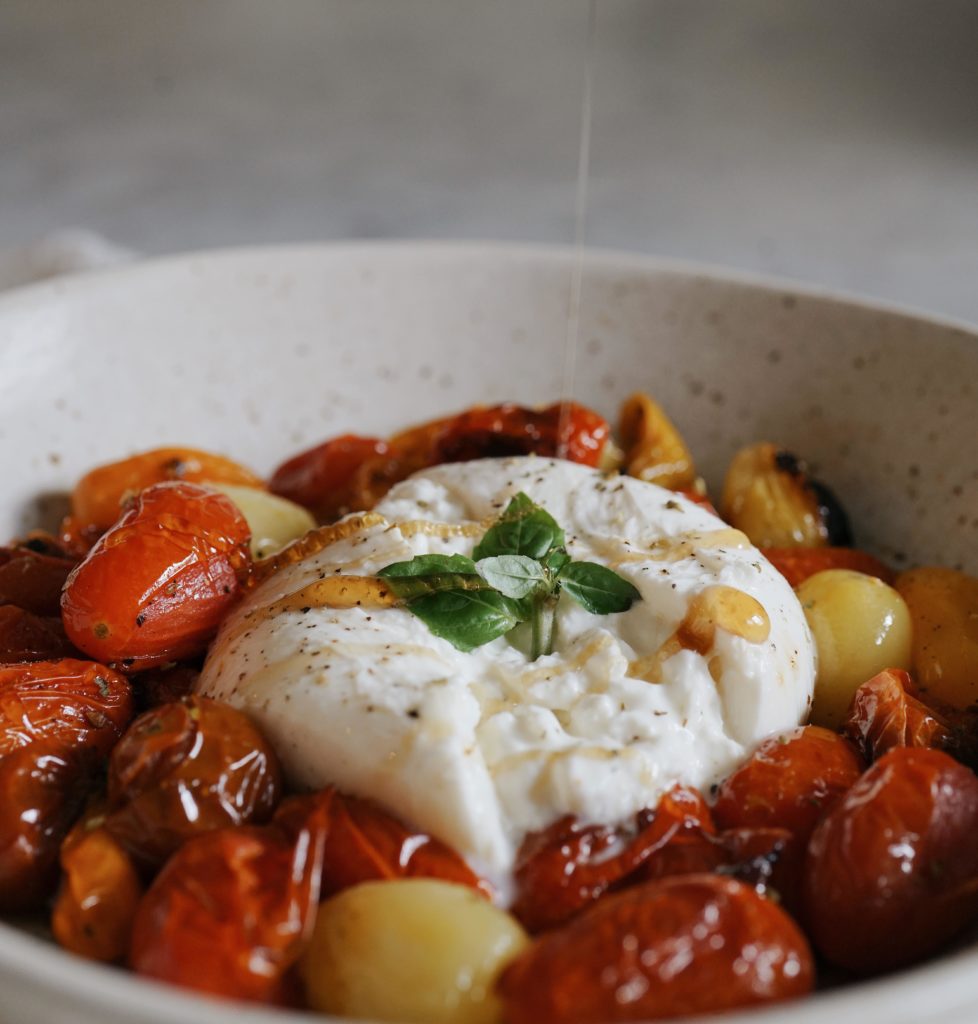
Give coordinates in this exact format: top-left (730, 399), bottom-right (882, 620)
top-left (395, 518), bottom-right (489, 539)
top-left (268, 576), bottom-right (397, 613)
top-left (586, 528), bottom-right (751, 569)
top-left (221, 574), bottom-right (399, 650)
top-left (248, 513), bottom-right (388, 586)
top-left (629, 585), bottom-right (770, 683)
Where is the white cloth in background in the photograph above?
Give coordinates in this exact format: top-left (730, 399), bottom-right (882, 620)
top-left (0, 230), bottom-right (134, 292)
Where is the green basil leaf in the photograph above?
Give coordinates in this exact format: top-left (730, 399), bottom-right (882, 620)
top-left (476, 554), bottom-right (549, 600)
top-left (406, 589), bottom-right (523, 652)
top-left (378, 554), bottom-right (478, 578)
top-left (543, 549), bottom-right (571, 577)
top-left (558, 561), bottom-right (641, 615)
top-left (473, 492), bottom-right (565, 560)
top-left (379, 555), bottom-right (492, 602)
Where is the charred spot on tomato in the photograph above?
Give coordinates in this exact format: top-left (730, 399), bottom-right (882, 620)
top-left (810, 480), bottom-right (852, 546)
top-left (774, 451), bottom-right (851, 546)
top-left (721, 442), bottom-right (853, 549)
top-left (774, 450), bottom-right (804, 476)
top-left (161, 457), bottom-right (189, 478)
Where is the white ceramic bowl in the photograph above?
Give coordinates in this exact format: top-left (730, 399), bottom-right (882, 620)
top-left (0, 243), bottom-right (976, 1024)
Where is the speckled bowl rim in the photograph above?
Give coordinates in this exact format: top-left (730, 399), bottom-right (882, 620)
top-left (0, 240), bottom-right (976, 1024)
top-left (1, 239), bottom-right (976, 336)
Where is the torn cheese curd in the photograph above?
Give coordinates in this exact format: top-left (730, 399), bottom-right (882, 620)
top-left (197, 456), bottom-right (815, 897)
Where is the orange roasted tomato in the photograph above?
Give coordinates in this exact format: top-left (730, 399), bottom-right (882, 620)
top-left (0, 740), bottom-right (94, 913)
top-left (103, 696), bottom-right (282, 871)
top-left (498, 874), bottom-right (813, 1024)
top-left (712, 725), bottom-right (865, 847)
top-left (61, 482), bottom-right (251, 669)
top-left (0, 658), bottom-right (133, 760)
top-left (130, 823), bottom-right (324, 1004)
top-left (274, 788), bottom-right (491, 900)
top-left (52, 814), bottom-right (143, 963)
top-left (68, 446), bottom-right (264, 535)
top-left (804, 747), bottom-right (978, 974)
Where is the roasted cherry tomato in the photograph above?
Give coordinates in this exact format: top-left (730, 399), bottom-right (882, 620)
top-left (513, 786), bottom-right (712, 933)
top-left (498, 875), bottom-right (813, 1024)
top-left (843, 668), bottom-right (956, 763)
top-left (105, 696), bottom-right (281, 869)
top-left (130, 823), bottom-right (324, 1003)
top-left (61, 482), bottom-right (251, 669)
top-left (0, 546), bottom-right (77, 616)
top-left (805, 747), bottom-right (978, 974)
top-left (274, 788), bottom-right (491, 900)
top-left (896, 566), bottom-right (978, 710)
top-left (0, 606), bottom-right (76, 664)
top-left (52, 816), bottom-right (143, 962)
top-left (762, 546), bottom-right (894, 589)
top-left (712, 725), bottom-right (864, 846)
top-left (0, 740), bottom-right (93, 913)
top-left (70, 447), bottom-right (264, 534)
top-left (269, 402), bottom-right (611, 522)
top-left (269, 435), bottom-right (391, 522)
top-left (0, 658), bottom-right (133, 759)
top-left (432, 401), bottom-right (610, 467)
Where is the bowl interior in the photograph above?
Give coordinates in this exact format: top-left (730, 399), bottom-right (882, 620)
top-left (0, 242), bottom-right (976, 1024)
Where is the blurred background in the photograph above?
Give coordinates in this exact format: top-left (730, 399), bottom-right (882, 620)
top-left (3, 0), bottom-right (978, 323)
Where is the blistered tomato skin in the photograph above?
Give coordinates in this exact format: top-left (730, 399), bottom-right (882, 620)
top-left (805, 747), bottom-right (978, 974)
top-left (274, 789), bottom-right (491, 900)
top-left (70, 447), bottom-right (265, 534)
top-left (61, 482), bottom-right (251, 669)
top-left (0, 658), bottom-right (133, 759)
top-left (512, 787), bottom-right (713, 933)
top-left (498, 875), bottom-right (813, 1024)
top-left (713, 725), bottom-right (865, 846)
top-left (130, 824), bottom-right (323, 1003)
top-left (105, 695), bottom-right (282, 869)
top-left (433, 402), bottom-right (610, 468)
top-left (0, 740), bottom-right (93, 913)
top-left (269, 404), bottom-right (611, 521)
top-left (843, 668), bottom-right (955, 763)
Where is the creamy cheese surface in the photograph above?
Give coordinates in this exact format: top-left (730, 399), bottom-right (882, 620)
top-left (198, 457), bottom-right (815, 895)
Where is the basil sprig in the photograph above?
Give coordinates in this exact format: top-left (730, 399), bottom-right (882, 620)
top-left (378, 493), bottom-right (640, 658)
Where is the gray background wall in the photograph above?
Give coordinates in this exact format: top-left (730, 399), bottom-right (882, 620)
top-left (3, 0), bottom-right (977, 323)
